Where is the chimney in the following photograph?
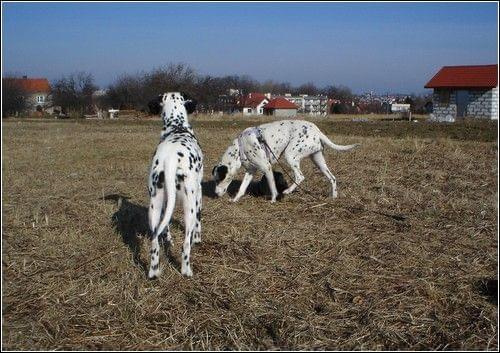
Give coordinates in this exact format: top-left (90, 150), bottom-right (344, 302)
top-left (22, 75), bottom-right (28, 79)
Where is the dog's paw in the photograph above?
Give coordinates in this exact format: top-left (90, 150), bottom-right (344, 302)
top-left (181, 266), bottom-right (193, 277)
top-left (148, 268), bottom-right (161, 280)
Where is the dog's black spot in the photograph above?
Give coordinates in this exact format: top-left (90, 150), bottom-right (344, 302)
top-left (177, 152), bottom-right (184, 157)
top-left (157, 171), bottom-right (165, 189)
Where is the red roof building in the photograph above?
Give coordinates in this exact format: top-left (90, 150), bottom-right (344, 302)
top-left (425, 65), bottom-right (498, 89)
top-left (5, 77), bottom-right (51, 93)
top-left (263, 97), bottom-right (298, 117)
top-left (425, 65), bottom-right (498, 121)
top-left (264, 97), bottom-right (298, 109)
top-left (3, 76), bottom-right (52, 114)
top-left (239, 93), bottom-right (269, 115)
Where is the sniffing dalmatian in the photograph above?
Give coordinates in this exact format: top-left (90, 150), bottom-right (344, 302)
top-left (212, 120), bottom-right (359, 203)
top-left (147, 92), bottom-right (203, 278)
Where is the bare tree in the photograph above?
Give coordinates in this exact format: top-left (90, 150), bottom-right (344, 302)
top-left (2, 77), bottom-right (28, 116)
top-left (322, 85), bottom-right (354, 102)
top-left (106, 73), bottom-right (144, 110)
top-left (51, 72), bottom-right (98, 116)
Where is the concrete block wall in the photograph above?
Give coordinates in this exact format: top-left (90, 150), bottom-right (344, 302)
top-left (467, 88), bottom-right (498, 119)
top-left (491, 87), bottom-right (499, 120)
top-left (430, 90), bottom-right (456, 122)
top-left (431, 87), bottom-right (499, 121)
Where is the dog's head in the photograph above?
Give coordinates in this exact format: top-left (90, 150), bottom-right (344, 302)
top-left (212, 139), bottom-right (241, 197)
top-left (148, 92), bottom-right (197, 115)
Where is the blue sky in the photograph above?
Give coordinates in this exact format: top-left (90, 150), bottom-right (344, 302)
top-left (2, 2), bottom-right (498, 94)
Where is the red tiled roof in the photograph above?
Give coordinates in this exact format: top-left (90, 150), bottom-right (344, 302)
top-left (240, 93), bottom-right (268, 108)
top-left (425, 65), bottom-right (498, 88)
top-left (264, 97), bottom-right (298, 110)
top-left (5, 77), bottom-right (51, 93)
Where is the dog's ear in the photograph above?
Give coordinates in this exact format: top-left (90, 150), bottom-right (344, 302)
top-left (181, 92), bottom-right (197, 114)
top-left (148, 95), bottom-right (163, 115)
top-left (184, 98), bottom-right (197, 114)
top-left (213, 165), bottom-right (228, 183)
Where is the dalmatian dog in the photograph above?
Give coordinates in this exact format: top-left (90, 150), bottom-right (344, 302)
top-left (212, 120), bottom-right (359, 203)
top-left (147, 92), bottom-right (202, 278)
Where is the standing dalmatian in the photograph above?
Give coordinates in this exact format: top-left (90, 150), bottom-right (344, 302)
top-left (147, 92), bottom-right (203, 278)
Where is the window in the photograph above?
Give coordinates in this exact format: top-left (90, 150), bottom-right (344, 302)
top-left (247, 108), bottom-right (252, 113)
top-left (37, 95), bottom-right (45, 103)
top-left (438, 90), bottom-right (450, 104)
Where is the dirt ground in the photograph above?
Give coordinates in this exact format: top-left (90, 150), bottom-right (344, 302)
top-left (2, 115), bottom-right (498, 350)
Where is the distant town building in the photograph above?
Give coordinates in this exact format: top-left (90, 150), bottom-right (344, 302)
top-left (263, 97), bottom-right (298, 117)
top-left (425, 64), bottom-right (498, 122)
top-left (284, 94), bottom-right (328, 115)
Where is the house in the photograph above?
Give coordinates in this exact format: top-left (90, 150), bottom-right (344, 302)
top-left (239, 93), bottom-right (269, 115)
top-left (5, 76), bottom-right (51, 113)
top-left (284, 94), bottom-right (328, 115)
top-left (425, 65), bottom-right (498, 121)
top-left (263, 97), bottom-right (298, 117)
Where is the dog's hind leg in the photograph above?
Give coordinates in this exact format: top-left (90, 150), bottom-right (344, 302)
top-left (192, 181), bottom-right (202, 244)
top-left (282, 153), bottom-right (305, 195)
top-left (181, 186), bottom-right (197, 277)
top-left (260, 164), bottom-right (279, 202)
top-left (148, 187), bottom-right (165, 279)
top-left (310, 151), bottom-right (337, 198)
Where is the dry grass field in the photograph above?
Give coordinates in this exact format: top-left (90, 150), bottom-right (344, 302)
top-left (2, 115), bottom-right (498, 350)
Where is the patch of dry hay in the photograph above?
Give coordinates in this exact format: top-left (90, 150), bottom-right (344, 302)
top-left (2, 117), bottom-right (497, 350)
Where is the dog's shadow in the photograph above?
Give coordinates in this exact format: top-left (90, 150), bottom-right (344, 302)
top-left (104, 194), bottom-right (182, 275)
top-left (201, 171), bottom-right (289, 200)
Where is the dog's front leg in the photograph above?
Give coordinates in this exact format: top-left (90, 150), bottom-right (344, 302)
top-left (232, 172), bottom-right (254, 202)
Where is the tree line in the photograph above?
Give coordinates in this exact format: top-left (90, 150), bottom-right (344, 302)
top-left (3, 62), bottom-right (432, 116)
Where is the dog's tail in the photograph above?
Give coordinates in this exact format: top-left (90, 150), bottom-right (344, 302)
top-left (152, 159), bottom-right (178, 238)
top-left (318, 130), bottom-right (360, 151)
